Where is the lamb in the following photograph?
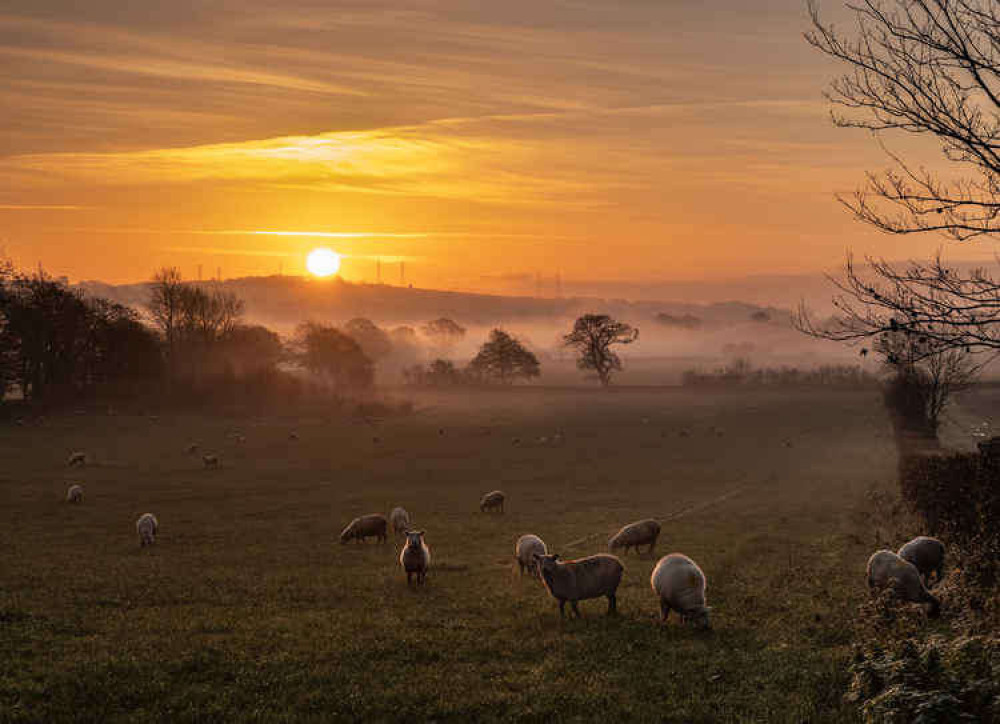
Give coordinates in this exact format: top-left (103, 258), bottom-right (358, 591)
top-left (533, 553), bottom-right (624, 617)
top-left (340, 514), bottom-right (388, 544)
top-left (480, 490), bottom-right (505, 513)
top-left (66, 484), bottom-right (84, 504)
top-left (608, 519), bottom-right (661, 555)
top-left (866, 550), bottom-right (941, 617)
top-left (202, 453), bottom-right (219, 469)
top-left (67, 451), bottom-right (87, 468)
top-left (390, 507), bottom-right (411, 536)
top-left (136, 513), bottom-right (158, 547)
top-left (650, 553), bottom-right (711, 629)
top-left (897, 536), bottom-right (946, 588)
top-left (399, 530), bottom-right (431, 586)
top-left (515, 534), bottom-right (547, 577)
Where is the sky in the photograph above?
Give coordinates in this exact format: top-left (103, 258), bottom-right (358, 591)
top-left (1, 0), bottom-right (996, 292)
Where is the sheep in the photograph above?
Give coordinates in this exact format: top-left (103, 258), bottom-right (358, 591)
top-left (340, 514), bottom-right (388, 544)
top-left (390, 507), bottom-right (411, 536)
top-left (288, 432), bottom-right (300, 441)
top-left (650, 553), bottom-right (711, 629)
top-left (515, 534), bottom-right (547, 577)
top-left (866, 550), bottom-right (941, 617)
top-left (480, 490), bottom-right (506, 513)
top-left (897, 536), bottom-right (946, 588)
top-left (399, 530), bottom-right (431, 586)
top-left (186, 443), bottom-right (200, 455)
top-left (136, 513), bottom-right (158, 547)
top-left (202, 453), bottom-right (219, 469)
top-left (66, 484), bottom-right (84, 504)
top-left (67, 451), bottom-right (87, 468)
top-left (533, 553), bottom-right (624, 617)
top-left (608, 519), bottom-right (661, 556)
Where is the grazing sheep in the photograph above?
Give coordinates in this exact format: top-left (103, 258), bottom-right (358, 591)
top-left (372, 436), bottom-right (381, 445)
top-left (235, 434), bottom-right (247, 444)
top-left (511, 437), bottom-right (521, 446)
top-left (186, 443), bottom-right (200, 455)
top-left (399, 530), bottom-right (431, 586)
top-left (650, 553), bottom-right (711, 629)
top-left (533, 553), bottom-right (624, 617)
top-left (897, 536), bottom-right (946, 588)
top-left (202, 453), bottom-right (219, 469)
top-left (340, 514), bottom-right (389, 544)
top-left (67, 451), bottom-right (87, 468)
top-left (480, 490), bottom-right (505, 513)
top-left (66, 484), bottom-right (83, 504)
top-left (867, 550), bottom-right (941, 617)
top-left (515, 534), bottom-right (547, 577)
top-left (390, 507), bottom-right (411, 536)
top-left (136, 513), bottom-right (158, 547)
top-left (608, 519), bottom-right (661, 555)
top-left (288, 432), bottom-right (300, 441)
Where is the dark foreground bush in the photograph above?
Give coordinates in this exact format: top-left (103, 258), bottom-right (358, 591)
top-left (847, 635), bottom-right (1000, 723)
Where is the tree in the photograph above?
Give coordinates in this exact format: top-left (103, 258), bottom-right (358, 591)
top-left (148, 267), bottom-right (185, 362)
top-left (217, 324), bottom-right (284, 376)
top-left (467, 329), bottom-right (540, 384)
top-left (799, 2), bottom-right (1000, 358)
top-left (563, 314), bottom-right (638, 386)
top-left (344, 318), bottom-right (393, 360)
top-left (296, 322), bottom-right (373, 390)
top-left (421, 318), bottom-right (466, 350)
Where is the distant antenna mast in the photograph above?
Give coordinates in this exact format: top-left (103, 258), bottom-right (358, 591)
top-left (197, 264), bottom-right (203, 281)
top-left (278, 261), bottom-right (283, 276)
top-left (400, 261), bottom-right (405, 286)
top-left (216, 266), bottom-right (221, 282)
top-left (376, 257), bottom-right (382, 284)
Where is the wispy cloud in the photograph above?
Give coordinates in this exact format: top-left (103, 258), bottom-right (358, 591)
top-left (0, 204), bottom-right (89, 210)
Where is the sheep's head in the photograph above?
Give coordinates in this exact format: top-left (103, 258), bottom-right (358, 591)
top-left (533, 553), bottom-right (560, 576)
top-left (685, 606), bottom-right (712, 630)
top-left (339, 527), bottom-right (352, 544)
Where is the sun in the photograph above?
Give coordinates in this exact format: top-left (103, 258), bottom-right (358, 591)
top-left (306, 247), bottom-right (341, 277)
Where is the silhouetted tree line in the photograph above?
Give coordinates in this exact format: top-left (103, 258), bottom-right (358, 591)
top-left (681, 359), bottom-right (878, 389)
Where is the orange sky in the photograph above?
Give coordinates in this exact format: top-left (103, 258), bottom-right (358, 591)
top-left (1, 1), bottom-right (996, 291)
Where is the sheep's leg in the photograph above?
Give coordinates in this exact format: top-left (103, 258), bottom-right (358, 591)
top-left (558, 600), bottom-right (566, 618)
top-left (648, 540), bottom-right (656, 554)
top-left (607, 594), bottom-right (617, 616)
top-left (407, 571), bottom-right (413, 586)
top-left (660, 599), bottom-right (671, 622)
top-left (517, 560), bottom-right (524, 576)
top-left (571, 601), bottom-right (581, 618)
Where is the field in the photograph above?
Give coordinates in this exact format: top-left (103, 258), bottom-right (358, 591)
top-left (1, 387), bottom-right (906, 722)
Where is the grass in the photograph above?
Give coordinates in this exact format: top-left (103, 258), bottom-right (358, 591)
top-left (0, 386), bottom-right (901, 722)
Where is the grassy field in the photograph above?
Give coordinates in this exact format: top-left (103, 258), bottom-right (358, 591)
top-left (0, 387), bottom-right (907, 722)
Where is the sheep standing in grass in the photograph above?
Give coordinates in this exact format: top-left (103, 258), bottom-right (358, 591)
top-left (651, 553), bottom-right (711, 629)
top-left (608, 519), bottom-right (661, 556)
top-left (533, 553), bottom-right (624, 617)
top-left (136, 513), bottom-right (158, 547)
top-left (203, 454), bottom-right (219, 469)
top-left (400, 530), bottom-right (431, 586)
top-left (480, 490), bottom-right (505, 513)
top-left (866, 550), bottom-right (941, 617)
top-left (897, 536), bottom-right (946, 588)
top-left (67, 451), bottom-right (87, 468)
top-left (515, 534), bottom-right (547, 577)
top-left (66, 484), bottom-right (84, 504)
top-left (390, 507), bottom-right (411, 536)
top-left (340, 514), bottom-right (388, 544)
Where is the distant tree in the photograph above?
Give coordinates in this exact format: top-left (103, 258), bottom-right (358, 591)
top-left (296, 322), bottom-right (374, 390)
top-left (389, 325), bottom-right (419, 349)
top-left (218, 324), bottom-right (284, 376)
top-left (468, 329), bottom-right (540, 384)
top-left (403, 358), bottom-right (465, 387)
top-left (654, 312), bottom-right (702, 330)
top-left (563, 314), bottom-right (639, 386)
top-left (148, 267), bottom-right (186, 363)
top-left (750, 310), bottom-right (770, 323)
top-left (421, 317), bottom-right (466, 350)
top-left (344, 317), bottom-right (393, 360)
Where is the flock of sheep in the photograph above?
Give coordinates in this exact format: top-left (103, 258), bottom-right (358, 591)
top-left (63, 433), bottom-right (947, 626)
top-left (341, 494), bottom-right (712, 626)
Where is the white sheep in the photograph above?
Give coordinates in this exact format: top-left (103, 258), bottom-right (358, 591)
top-left (480, 490), bottom-right (505, 513)
top-left (534, 553), bottom-right (624, 617)
top-left (399, 530), bottom-right (431, 586)
top-left (390, 507), bottom-right (411, 536)
top-left (66, 484), bottom-right (84, 504)
top-left (608, 519), bottom-right (661, 556)
top-left (515, 534), bottom-right (547, 577)
top-left (340, 514), bottom-right (388, 544)
top-left (897, 536), bottom-right (945, 588)
top-left (67, 451), bottom-right (87, 467)
top-left (203, 453), bottom-right (219, 469)
top-left (136, 513), bottom-right (159, 547)
top-left (866, 550), bottom-right (940, 617)
top-left (650, 553), bottom-right (711, 629)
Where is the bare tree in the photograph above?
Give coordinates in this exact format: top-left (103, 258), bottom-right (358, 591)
top-left (148, 267), bottom-right (185, 360)
top-left (807, 0), bottom-right (1000, 241)
top-left (563, 314), bottom-right (639, 386)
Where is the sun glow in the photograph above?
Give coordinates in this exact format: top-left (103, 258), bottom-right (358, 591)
top-left (306, 247), bottom-right (341, 277)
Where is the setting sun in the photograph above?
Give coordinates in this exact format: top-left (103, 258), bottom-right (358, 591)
top-left (306, 247), bottom-right (341, 277)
